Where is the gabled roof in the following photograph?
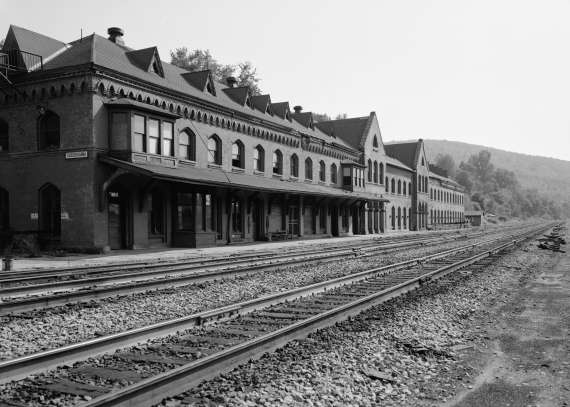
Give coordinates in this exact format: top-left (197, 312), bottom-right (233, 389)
top-left (317, 116), bottom-right (370, 149)
top-left (291, 111), bottom-right (314, 129)
top-left (384, 141), bottom-right (420, 169)
top-left (251, 94), bottom-right (271, 113)
top-left (270, 102), bottom-right (291, 120)
top-left (180, 70), bottom-right (216, 95)
top-left (126, 47), bottom-right (164, 77)
top-left (223, 86), bottom-right (250, 106)
top-left (9, 26), bottom-right (355, 151)
top-left (3, 25), bottom-right (68, 70)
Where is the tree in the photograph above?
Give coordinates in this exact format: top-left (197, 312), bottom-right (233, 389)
top-left (170, 47), bottom-right (262, 95)
top-left (335, 113), bottom-right (348, 120)
top-left (312, 112), bottom-right (331, 122)
top-left (434, 153), bottom-right (456, 178)
top-left (0, 38), bottom-right (4, 49)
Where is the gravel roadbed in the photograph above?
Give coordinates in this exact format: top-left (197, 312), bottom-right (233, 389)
top-left (154, 241), bottom-right (551, 407)
top-left (0, 238), bottom-right (485, 361)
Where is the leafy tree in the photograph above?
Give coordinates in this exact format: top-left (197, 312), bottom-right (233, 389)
top-left (335, 113), bottom-right (348, 120)
top-left (170, 47), bottom-right (262, 95)
top-left (0, 38), bottom-right (4, 48)
top-left (312, 112), bottom-right (332, 122)
top-left (434, 153), bottom-right (456, 177)
top-left (455, 149), bottom-right (564, 219)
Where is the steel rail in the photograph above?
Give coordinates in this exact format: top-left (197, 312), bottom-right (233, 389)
top-left (0, 231), bottom-right (458, 282)
top-left (81, 224), bottom-right (551, 407)
top-left (83, 223), bottom-right (545, 407)
top-left (0, 233), bottom-right (473, 314)
top-left (0, 224), bottom-right (548, 385)
top-left (0, 234), bottom-right (455, 296)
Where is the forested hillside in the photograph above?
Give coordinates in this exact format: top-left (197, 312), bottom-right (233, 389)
top-left (422, 140), bottom-right (570, 205)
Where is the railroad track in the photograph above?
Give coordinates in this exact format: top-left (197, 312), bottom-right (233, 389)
top-left (0, 228), bottom-right (499, 315)
top-left (0, 222), bottom-right (553, 407)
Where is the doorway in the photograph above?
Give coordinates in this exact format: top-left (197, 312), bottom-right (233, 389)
top-left (39, 183), bottom-right (61, 241)
top-left (108, 189), bottom-right (127, 249)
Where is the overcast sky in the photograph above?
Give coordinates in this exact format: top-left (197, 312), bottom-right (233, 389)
top-left (2, 0), bottom-right (569, 161)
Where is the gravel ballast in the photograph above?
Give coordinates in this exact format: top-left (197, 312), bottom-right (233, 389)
top-left (0, 238), bottom-right (490, 361)
top-left (155, 241), bottom-right (552, 407)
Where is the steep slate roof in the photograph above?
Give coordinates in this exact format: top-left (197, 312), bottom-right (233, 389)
top-left (3, 25), bottom-right (68, 70)
top-left (9, 26), bottom-right (353, 150)
top-left (250, 94), bottom-right (271, 113)
top-left (317, 116), bottom-right (370, 149)
top-left (181, 70), bottom-right (212, 92)
top-left (270, 102), bottom-right (291, 119)
top-left (384, 141), bottom-right (420, 169)
top-left (223, 86), bottom-right (250, 106)
top-left (291, 111), bottom-right (314, 128)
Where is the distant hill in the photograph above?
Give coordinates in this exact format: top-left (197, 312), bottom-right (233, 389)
top-left (414, 139), bottom-right (570, 207)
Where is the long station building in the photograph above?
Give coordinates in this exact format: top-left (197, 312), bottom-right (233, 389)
top-left (0, 25), bottom-right (465, 251)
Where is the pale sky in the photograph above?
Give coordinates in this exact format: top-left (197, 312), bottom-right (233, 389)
top-left (2, 0), bottom-right (569, 161)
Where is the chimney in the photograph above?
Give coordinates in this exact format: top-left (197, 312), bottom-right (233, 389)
top-left (293, 105), bottom-right (303, 113)
top-left (226, 76), bottom-right (237, 88)
top-left (107, 27), bottom-right (125, 45)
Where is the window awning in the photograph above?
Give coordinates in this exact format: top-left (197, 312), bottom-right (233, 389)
top-left (100, 155), bottom-right (389, 203)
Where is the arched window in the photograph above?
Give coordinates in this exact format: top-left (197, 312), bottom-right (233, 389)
top-left (272, 150), bottom-right (283, 175)
top-left (290, 154), bottom-right (299, 177)
top-left (391, 206), bottom-right (395, 229)
top-left (38, 110), bottom-right (60, 150)
top-left (305, 157), bottom-right (313, 180)
top-left (39, 183), bottom-right (61, 238)
top-left (179, 129), bottom-right (196, 161)
top-left (367, 159), bottom-right (372, 182)
top-left (418, 175), bottom-right (422, 192)
top-left (231, 140), bottom-right (244, 168)
top-left (391, 178), bottom-right (395, 194)
top-left (379, 163), bottom-right (384, 182)
top-left (0, 187), bottom-right (8, 230)
top-left (253, 145), bottom-right (264, 172)
top-left (0, 119), bottom-right (8, 152)
top-left (403, 207), bottom-right (407, 228)
top-left (373, 161), bottom-right (378, 183)
top-left (373, 135), bottom-right (379, 148)
top-left (397, 207), bottom-right (401, 229)
top-left (319, 160), bottom-right (326, 182)
top-left (408, 182), bottom-right (412, 195)
top-left (207, 135), bottom-right (221, 164)
top-left (330, 163), bottom-right (338, 184)
top-left (397, 180), bottom-right (402, 194)
top-left (385, 177), bottom-right (389, 192)
top-left (424, 177), bottom-right (428, 192)
top-left (403, 181), bottom-right (407, 196)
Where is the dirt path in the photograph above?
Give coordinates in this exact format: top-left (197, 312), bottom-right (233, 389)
top-left (444, 249), bottom-right (570, 407)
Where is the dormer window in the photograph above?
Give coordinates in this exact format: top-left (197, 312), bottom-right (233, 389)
top-left (206, 80), bottom-right (215, 96)
top-left (151, 60), bottom-right (161, 75)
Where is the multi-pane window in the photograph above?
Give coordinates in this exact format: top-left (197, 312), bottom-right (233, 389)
top-left (133, 114), bottom-right (146, 152)
top-left (148, 119), bottom-right (160, 154)
top-left (305, 158), bottom-right (313, 180)
top-left (208, 136), bottom-right (221, 164)
top-left (179, 130), bottom-right (195, 160)
top-left (38, 111), bottom-right (60, 150)
top-left (176, 192), bottom-right (194, 231)
top-left (253, 145), bottom-right (264, 172)
top-left (385, 177), bottom-right (389, 192)
top-left (379, 163), bottom-right (384, 182)
top-left (367, 159), bottom-right (372, 182)
top-left (319, 161), bottom-right (326, 182)
top-left (290, 154), bottom-right (299, 177)
top-left (162, 122), bottom-right (173, 156)
top-left (343, 166), bottom-right (351, 186)
top-left (231, 199), bottom-right (242, 234)
top-left (373, 161), bottom-right (378, 183)
top-left (231, 141), bottom-right (244, 168)
top-left (0, 119), bottom-right (8, 152)
top-left (272, 150), bottom-right (283, 175)
top-left (330, 164), bottom-right (337, 184)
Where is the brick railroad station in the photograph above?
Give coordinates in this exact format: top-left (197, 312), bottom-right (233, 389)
top-left (0, 25), bottom-right (465, 251)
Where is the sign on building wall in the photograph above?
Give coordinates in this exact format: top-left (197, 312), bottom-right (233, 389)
top-left (65, 151), bottom-right (88, 159)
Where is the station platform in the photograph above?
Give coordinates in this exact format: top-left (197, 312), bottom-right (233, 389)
top-left (7, 229), bottom-right (452, 272)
